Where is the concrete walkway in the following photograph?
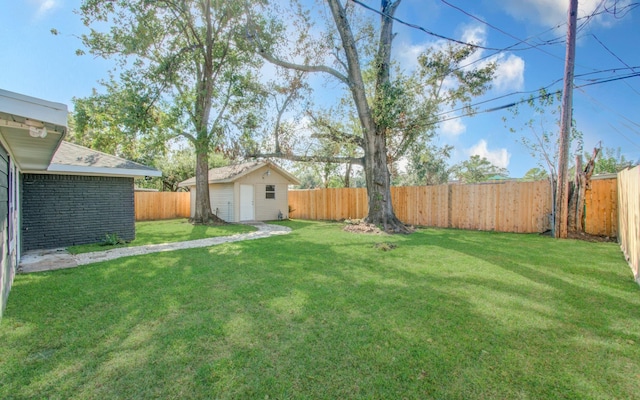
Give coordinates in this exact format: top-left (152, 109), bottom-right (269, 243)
top-left (18, 222), bottom-right (291, 273)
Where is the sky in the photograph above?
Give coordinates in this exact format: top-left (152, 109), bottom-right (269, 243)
top-left (1, 0), bottom-right (639, 178)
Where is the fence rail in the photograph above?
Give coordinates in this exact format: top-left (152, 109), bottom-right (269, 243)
top-left (617, 166), bottom-right (639, 283)
top-left (289, 178), bottom-right (619, 236)
top-left (134, 191), bottom-right (190, 221)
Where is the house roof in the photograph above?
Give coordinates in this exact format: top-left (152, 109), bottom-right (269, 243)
top-left (0, 89), bottom-right (67, 171)
top-left (178, 160), bottom-right (300, 187)
top-left (0, 89), bottom-right (160, 178)
top-left (47, 141), bottom-right (162, 178)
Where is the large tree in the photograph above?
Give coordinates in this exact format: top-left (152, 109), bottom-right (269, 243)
top-left (77, 0), bottom-right (263, 223)
top-left (71, 77), bottom-right (171, 165)
top-left (253, 0), bottom-right (495, 232)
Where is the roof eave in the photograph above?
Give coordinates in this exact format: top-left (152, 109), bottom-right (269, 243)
top-left (45, 164), bottom-right (162, 178)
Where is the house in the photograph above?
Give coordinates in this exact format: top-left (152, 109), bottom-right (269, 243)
top-left (178, 161), bottom-right (300, 222)
top-left (0, 89), bottom-right (161, 318)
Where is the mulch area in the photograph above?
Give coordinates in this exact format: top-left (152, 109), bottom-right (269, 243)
top-left (342, 220), bottom-right (386, 235)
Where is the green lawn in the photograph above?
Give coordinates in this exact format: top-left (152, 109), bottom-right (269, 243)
top-left (68, 219), bottom-right (256, 254)
top-left (2, 220), bottom-right (639, 399)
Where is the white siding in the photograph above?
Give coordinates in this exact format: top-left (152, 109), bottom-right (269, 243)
top-left (254, 183), bottom-right (289, 221)
top-left (209, 183), bottom-right (235, 222)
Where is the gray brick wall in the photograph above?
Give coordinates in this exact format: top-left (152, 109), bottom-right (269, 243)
top-left (22, 174), bottom-right (135, 251)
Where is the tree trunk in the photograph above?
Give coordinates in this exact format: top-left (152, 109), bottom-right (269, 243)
top-left (344, 161), bottom-right (352, 187)
top-left (363, 130), bottom-right (407, 232)
top-left (192, 143), bottom-right (225, 224)
top-left (568, 148), bottom-right (599, 233)
top-left (327, 0), bottom-right (408, 233)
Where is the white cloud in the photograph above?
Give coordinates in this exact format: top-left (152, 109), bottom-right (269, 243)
top-left (468, 139), bottom-right (511, 168)
top-left (499, 0), bottom-right (628, 28)
top-left (461, 24), bottom-right (487, 48)
top-left (440, 117), bottom-right (466, 137)
top-left (394, 40), bottom-right (431, 72)
top-left (458, 25), bottom-right (525, 93)
top-left (493, 54), bottom-right (525, 92)
top-left (30, 0), bottom-right (59, 20)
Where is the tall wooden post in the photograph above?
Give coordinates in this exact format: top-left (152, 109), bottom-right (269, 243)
top-left (554, 0), bottom-right (578, 238)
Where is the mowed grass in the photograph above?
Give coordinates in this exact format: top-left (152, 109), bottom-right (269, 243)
top-left (1, 220), bottom-right (639, 399)
top-left (68, 218), bottom-right (256, 254)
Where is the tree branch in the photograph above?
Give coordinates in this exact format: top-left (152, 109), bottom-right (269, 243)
top-left (308, 112), bottom-right (364, 148)
top-left (258, 50), bottom-right (349, 84)
top-left (249, 151), bottom-right (364, 166)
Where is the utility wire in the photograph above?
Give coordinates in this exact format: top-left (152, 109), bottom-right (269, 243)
top-left (350, 0), bottom-right (532, 52)
top-left (430, 72), bottom-right (640, 128)
top-left (439, 0), bottom-right (567, 63)
top-left (589, 33), bottom-right (640, 96)
top-left (432, 67), bottom-right (640, 121)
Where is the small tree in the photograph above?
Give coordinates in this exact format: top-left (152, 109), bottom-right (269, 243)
top-left (521, 167), bottom-right (549, 181)
top-left (452, 155), bottom-right (509, 184)
top-left (592, 146), bottom-right (635, 174)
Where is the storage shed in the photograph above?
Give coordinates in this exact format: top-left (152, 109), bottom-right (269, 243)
top-left (178, 161), bottom-right (300, 222)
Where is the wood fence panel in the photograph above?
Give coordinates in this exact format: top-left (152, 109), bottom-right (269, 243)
top-left (617, 167), bottom-right (639, 283)
top-left (135, 192), bottom-right (191, 221)
top-left (286, 178), bottom-right (620, 235)
top-left (585, 178), bottom-right (618, 237)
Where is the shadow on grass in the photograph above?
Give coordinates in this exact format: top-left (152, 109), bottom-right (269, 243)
top-left (1, 222), bottom-right (639, 398)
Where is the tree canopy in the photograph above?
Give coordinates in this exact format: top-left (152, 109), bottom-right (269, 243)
top-left (452, 155), bottom-right (509, 184)
top-left (252, 0), bottom-right (495, 232)
top-left (76, 0), bottom-right (265, 222)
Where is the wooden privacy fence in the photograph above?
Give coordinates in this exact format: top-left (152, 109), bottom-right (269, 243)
top-left (617, 166), bottom-right (639, 283)
top-left (290, 180), bottom-right (553, 233)
top-left (135, 191), bottom-right (190, 221)
top-left (289, 178), bottom-right (619, 236)
top-left (585, 176), bottom-right (618, 237)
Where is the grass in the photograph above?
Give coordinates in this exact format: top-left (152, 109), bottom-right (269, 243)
top-left (67, 219), bottom-right (256, 254)
top-left (1, 220), bottom-right (639, 399)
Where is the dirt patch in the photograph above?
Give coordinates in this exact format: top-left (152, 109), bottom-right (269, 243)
top-left (343, 219), bottom-right (387, 235)
top-left (540, 230), bottom-right (616, 243)
top-left (373, 242), bottom-right (397, 251)
top-left (567, 231), bottom-right (616, 243)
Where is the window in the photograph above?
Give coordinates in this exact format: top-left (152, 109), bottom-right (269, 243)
top-left (265, 185), bottom-right (275, 199)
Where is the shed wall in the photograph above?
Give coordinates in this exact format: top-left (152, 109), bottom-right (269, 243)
top-left (22, 174), bottom-right (135, 250)
top-left (254, 183), bottom-right (289, 221)
top-left (234, 166), bottom-right (292, 221)
top-left (210, 183), bottom-right (234, 222)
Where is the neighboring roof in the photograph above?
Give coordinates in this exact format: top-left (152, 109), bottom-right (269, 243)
top-left (0, 89), bottom-right (67, 171)
top-left (47, 141), bottom-right (162, 178)
top-left (178, 160), bottom-right (300, 187)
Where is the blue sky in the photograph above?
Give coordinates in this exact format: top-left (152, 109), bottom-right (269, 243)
top-left (1, 0), bottom-right (639, 177)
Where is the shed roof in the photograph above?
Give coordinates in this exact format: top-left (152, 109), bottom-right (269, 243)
top-left (47, 141), bottom-right (162, 178)
top-left (178, 160), bottom-right (300, 187)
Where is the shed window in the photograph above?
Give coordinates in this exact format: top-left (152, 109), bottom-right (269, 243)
top-left (265, 185), bottom-right (276, 199)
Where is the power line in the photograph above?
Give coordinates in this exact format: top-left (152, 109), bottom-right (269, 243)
top-left (350, 0), bottom-right (530, 52)
top-left (439, 0), bottom-right (568, 63)
top-left (588, 33), bottom-right (640, 96)
top-left (431, 71), bottom-right (640, 127)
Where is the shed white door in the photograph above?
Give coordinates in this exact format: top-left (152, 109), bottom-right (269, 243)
top-left (239, 184), bottom-right (254, 221)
